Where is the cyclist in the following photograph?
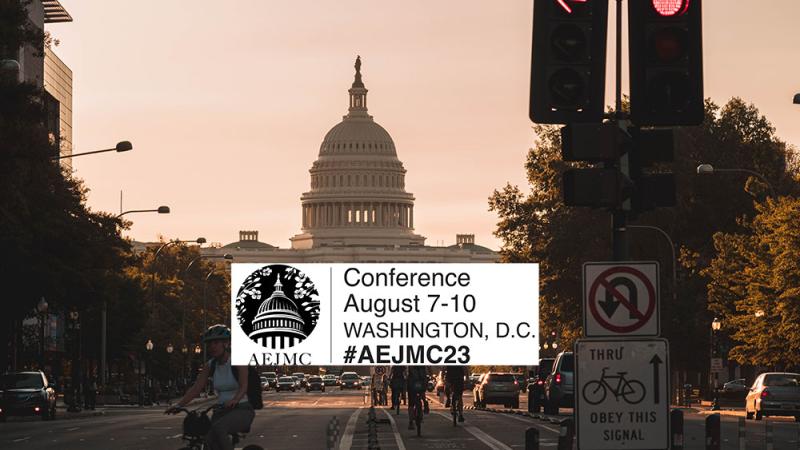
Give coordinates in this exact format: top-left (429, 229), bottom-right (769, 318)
top-left (371, 371), bottom-right (386, 406)
top-left (166, 325), bottom-right (255, 450)
top-left (406, 366), bottom-right (430, 430)
top-left (444, 366), bottom-right (467, 422)
top-left (389, 366), bottom-right (406, 411)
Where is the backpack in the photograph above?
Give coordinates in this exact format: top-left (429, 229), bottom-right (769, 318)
top-left (209, 360), bottom-right (263, 410)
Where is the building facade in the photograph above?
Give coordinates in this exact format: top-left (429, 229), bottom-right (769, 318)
top-left (203, 57), bottom-right (497, 264)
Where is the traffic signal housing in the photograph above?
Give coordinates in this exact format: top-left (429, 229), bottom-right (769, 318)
top-left (629, 0), bottom-right (704, 125)
top-left (530, 0), bottom-right (609, 124)
top-left (629, 128), bottom-right (677, 212)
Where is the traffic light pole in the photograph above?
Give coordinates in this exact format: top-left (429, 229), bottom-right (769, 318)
top-left (612, 0), bottom-right (629, 261)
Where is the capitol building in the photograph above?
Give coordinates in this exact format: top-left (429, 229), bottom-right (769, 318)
top-left (203, 57), bottom-right (497, 263)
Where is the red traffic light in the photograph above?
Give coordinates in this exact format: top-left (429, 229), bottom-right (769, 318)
top-left (651, 0), bottom-right (690, 17)
top-left (557, 0), bottom-right (588, 14)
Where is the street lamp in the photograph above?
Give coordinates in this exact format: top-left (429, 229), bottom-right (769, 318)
top-left (696, 164), bottom-right (776, 197)
top-left (185, 254), bottom-right (233, 351)
top-left (36, 297), bottom-right (48, 369)
top-left (628, 225), bottom-right (678, 306)
top-left (166, 343), bottom-right (174, 393)
top-left (201, 257), bottom-right (234, 364)
top-left (67, 310), bottom-right (81, 412)
top-left (181, 344), bottom-right (188, 391)
top-left (117, 206), bottom-right (170, 218)
top-left (97, 206), bottom-right (172, 388)
top-left (709, 318), bottom-right (722, 396)
top-left (145, 339), bottom-right (154, 405)
top-left (50, 141), bottom-right (133, 160)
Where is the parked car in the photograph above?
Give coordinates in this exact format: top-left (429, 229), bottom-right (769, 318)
top-left (528, 358), bottom-right (555, 413)
top-left (261, 372), bottom-right (278, 389)
top-left (340, 372), bottom-right (362, 390)
top-left (292, 372), bottom-right (307, 388)
top-left (260, 376), bottom-right (269, 391)
top-left (306, 376), bottom-right (325, 392)
top-left (473, 372), bottom-right (520, 409)
top-left (544, 351), bottom-right (574, 414)
top-left (276, 376), bottom-right (297, 392)
top-left (722, 378), bottom-right (748, 394)
top-left (0, 371), bottom-right (57, 421)
top-left (322, 374), bottom-right (338, 387)
top-left (745, 372), bottom-right (800, 421)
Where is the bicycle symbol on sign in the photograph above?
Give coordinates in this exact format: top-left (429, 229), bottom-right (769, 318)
top-left (582, 367), bottom-right (646, 405)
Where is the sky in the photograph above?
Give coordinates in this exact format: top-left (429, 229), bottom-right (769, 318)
top-left (47, 0), bottom-right (800, 250)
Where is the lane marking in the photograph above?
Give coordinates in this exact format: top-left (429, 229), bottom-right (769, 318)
top-left (65, 427), bottom-right (79, 432)
top-left (433, 411), bottom-right (513, 450)
top-left (12, 437), bottom-right (31, 443)
top-left (381, 407), bottom-right (407, 450)
top-left (339, 406), bottom-right (364, 450)
top-left (493, 411), bottom-right (560, 434)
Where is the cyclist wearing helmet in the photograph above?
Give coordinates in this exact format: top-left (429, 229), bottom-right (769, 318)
top-left (167, 324), bottom-right (255, 450)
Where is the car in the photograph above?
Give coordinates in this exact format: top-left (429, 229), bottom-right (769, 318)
top-left (528, 358), bottom-right (555, 412)
top-left (0, 371), bottom-right (57, 421)
top-left (322, 374), bottom-right (338, 387)
top-left (275, 376), bottom-right (297, 392)
top-left (544, 351), bottom-right (574, 414)
top-left (292, 372), bottom-right (307, 388)
top-left (261, 372), bottom-right (278, 389)
top-left (473, 372), bottom-right (520, 409)
top-left (745, 372), bottom-right (800, 421)
top-left (340, 372), bottom-right (362, 390)
top-left (260, 376), bottom-right (269, 391)
top-left (722, 378), bottom-right (748, 394)
top-left (306, 376), bottom-right (325, 392)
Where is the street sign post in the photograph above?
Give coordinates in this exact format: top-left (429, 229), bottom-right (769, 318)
top-left (576, 338), bottom-right (670, 450)
top-left (583, 262), bottom-right (660, 337)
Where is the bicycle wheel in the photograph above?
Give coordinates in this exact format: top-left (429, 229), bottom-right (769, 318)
top-left (621, 380), bottom-right (646, 405)
top-left (582, 381), bottom-right (607, 405)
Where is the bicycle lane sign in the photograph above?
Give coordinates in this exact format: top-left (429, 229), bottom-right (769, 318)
top-left (575, 338), bottom-right (669, 450)
top-left (583, 262), bottom-right (660, 337)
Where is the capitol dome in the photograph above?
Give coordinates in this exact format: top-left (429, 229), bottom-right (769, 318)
top-left (250, 276), bottom-right (307, 348)
top-left (291, 56), bottom-right (426, 250)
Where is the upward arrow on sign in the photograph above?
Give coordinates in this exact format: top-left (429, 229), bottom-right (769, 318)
top-left (650, 354), bottom-right (663, 404)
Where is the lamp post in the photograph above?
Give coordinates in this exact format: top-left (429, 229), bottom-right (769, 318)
top-left (36, 297), bottom-right (48, 369)
top-left (145, 339), bottom-right (154, 405)
top-left (67, 310), bottom-right (81, 412)
top-left (628, 225), bottom-right (678, 305)
top-left (184, 254), bottom-right (233, 357)
top-left (710, 318), bottom-right (722, 397)
top-left (98, 206), bottom-right (171, 388)
top-left (201, 256), bottom-right (234, 365)
top-left (166, 343), bottom-right (174, 398)
top-left (181, 344), bottom-right (188, 392)
top-left (50, 141), bottom-right (133, 161)
top-left (696, 164), bottom-right (776, 198)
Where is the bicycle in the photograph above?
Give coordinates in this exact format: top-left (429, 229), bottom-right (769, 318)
top-left (582, 367), bottom-right (646, 405)
top-left (450, 387), bottom-right (463, 426)
top-left (170, 405), bottom-right (263, 450)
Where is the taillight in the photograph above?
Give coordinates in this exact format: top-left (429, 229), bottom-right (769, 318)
top-left (555, 373), bottom-right (562, 384)
top-left (761, 390), bottom-right (769, 399)
top-left (34, 406), bottom-right (40, 412)
top-left (537, 380), bottom-right (544, 385)
top-left (514, 380), bottom-right (519, 385)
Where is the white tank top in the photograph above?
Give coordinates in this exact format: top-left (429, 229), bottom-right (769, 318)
top-left (210, 359), bottom-right (247, 405)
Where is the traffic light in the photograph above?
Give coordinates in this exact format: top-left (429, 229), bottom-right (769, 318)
top-left (530, 0), bottom-right (609, 124)
top-left (562, 122), bottom-right (633, 208)
top-left (629, 0), bottom-right (704, 125)
top-left (629, 128), bottom-right (676, 212)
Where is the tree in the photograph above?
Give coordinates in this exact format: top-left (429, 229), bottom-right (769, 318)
top-left (0, 0), bottom-right (133, 371)
top-left (489, 98), bottom-right (798, 372)
top-left (704, 195), bottom-right (800, 368)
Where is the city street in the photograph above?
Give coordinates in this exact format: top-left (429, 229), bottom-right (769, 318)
top-left (2, 389), bottom-right (799, 449)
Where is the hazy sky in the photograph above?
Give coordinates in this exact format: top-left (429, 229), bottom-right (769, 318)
top-left (47, 0), bottom-right (800, 249)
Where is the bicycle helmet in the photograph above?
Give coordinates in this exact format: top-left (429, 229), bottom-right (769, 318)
top-left (203, 324), bottom-right (231, 342)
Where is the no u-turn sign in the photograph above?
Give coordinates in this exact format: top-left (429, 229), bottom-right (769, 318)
top-left (583, 262), bottom-right (660, 337)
